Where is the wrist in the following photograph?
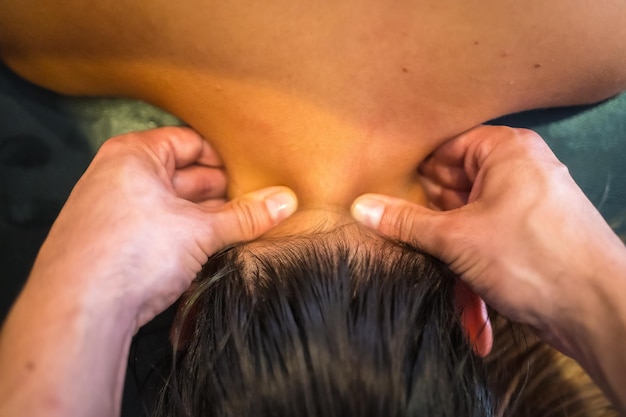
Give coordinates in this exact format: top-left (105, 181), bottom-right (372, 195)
top-left (0, 266), bottom-right (136, 417)
top-left (554, 248), bottom-right (626, 413)
top-left (29, 242), bottom-right (142, 330)
top-left (584, 260), bottom-right (626, 411)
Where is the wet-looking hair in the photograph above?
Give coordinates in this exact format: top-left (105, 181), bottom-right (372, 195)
top-left (155, 230), bottom-right (493, 417)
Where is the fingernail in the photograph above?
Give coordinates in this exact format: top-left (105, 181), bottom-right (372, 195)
top-left (352, 197), bottom-right (385, 229)
top-left (264, 190), bottom-right (298, 222)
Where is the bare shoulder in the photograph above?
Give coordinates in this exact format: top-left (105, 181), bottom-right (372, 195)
top-left (1, 0), bottom-right (625, 108)
top-left (0, 0), bottom-right (149, 95)
top-left (462, 0), bottom-right (626, 106)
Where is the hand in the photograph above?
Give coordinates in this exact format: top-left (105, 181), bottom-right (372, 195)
top-left (29, 127), bottom-right (297, 329)
top-left (0, 127), bottom-right (297, 417)
top-left (351, 125), bottom-right (626, 356)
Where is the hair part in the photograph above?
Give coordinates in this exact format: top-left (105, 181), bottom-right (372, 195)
top-left (156, 233), bottom-right (493, 417)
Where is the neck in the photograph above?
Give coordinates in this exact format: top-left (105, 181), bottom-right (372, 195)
top-left (142, 71), bottom-right (490, 210)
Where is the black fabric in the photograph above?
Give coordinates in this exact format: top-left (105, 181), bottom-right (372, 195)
top-left (0, 64), bottom-right (92, 318)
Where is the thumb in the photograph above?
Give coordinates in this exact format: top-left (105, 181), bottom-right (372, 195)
top-left (206, 186), bottom-right (298, 253)
top-left (351, 193), bottom-right (457, 261)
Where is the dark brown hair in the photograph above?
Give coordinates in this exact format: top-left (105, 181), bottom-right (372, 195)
top-left (156, 233), bottom-right (492, 417)
top-left (153, 231), bottom-right (616, 417)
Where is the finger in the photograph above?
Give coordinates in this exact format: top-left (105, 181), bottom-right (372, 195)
top-left (419, 158), bottom-right (471, 190)
top-left (419, 125), bottom-right (513, 187)
top-left (138, 127), bottom-right (223, 173)
top-left (426, 125), bottom-right (520, 184)
top-left (351, 193), bottom-right (460, 260)
top-left (203, 187), bottom-right (298, 253)
top-left (420, 176), bottom-right (470, 210)
top-left (172, 165), bottom-right (227, 202)
top-left (424, 128), bottom-right (478, 165)
top-left (433, 190), bottom-right (470, 211)
top-left (460, 126), bottom-right (546, 182)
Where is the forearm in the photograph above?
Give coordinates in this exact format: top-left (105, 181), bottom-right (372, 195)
top-left (581, 265), bottom-right (626, 414)
top-left (562, 247), bottom-right (626, 414)
top-left (0, 269), bottom-right (134, 417)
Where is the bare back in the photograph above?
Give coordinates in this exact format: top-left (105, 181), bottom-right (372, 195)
top-left (1, 0), bottom-right (625, 205)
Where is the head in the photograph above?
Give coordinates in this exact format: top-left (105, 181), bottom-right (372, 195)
top-left (157, 218), bottom-right (494, 417)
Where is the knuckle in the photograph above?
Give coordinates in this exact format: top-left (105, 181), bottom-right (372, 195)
top-left (97, 136), bottom-right (126, 156)
top-left (230, 198), bottom-right (269, 238)
top-left (554, 161), bottom-right (571, 178)
top-left (381, 203), bottom-right (421, 244)
top-left (97, 133), bottom-right (145, 162)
